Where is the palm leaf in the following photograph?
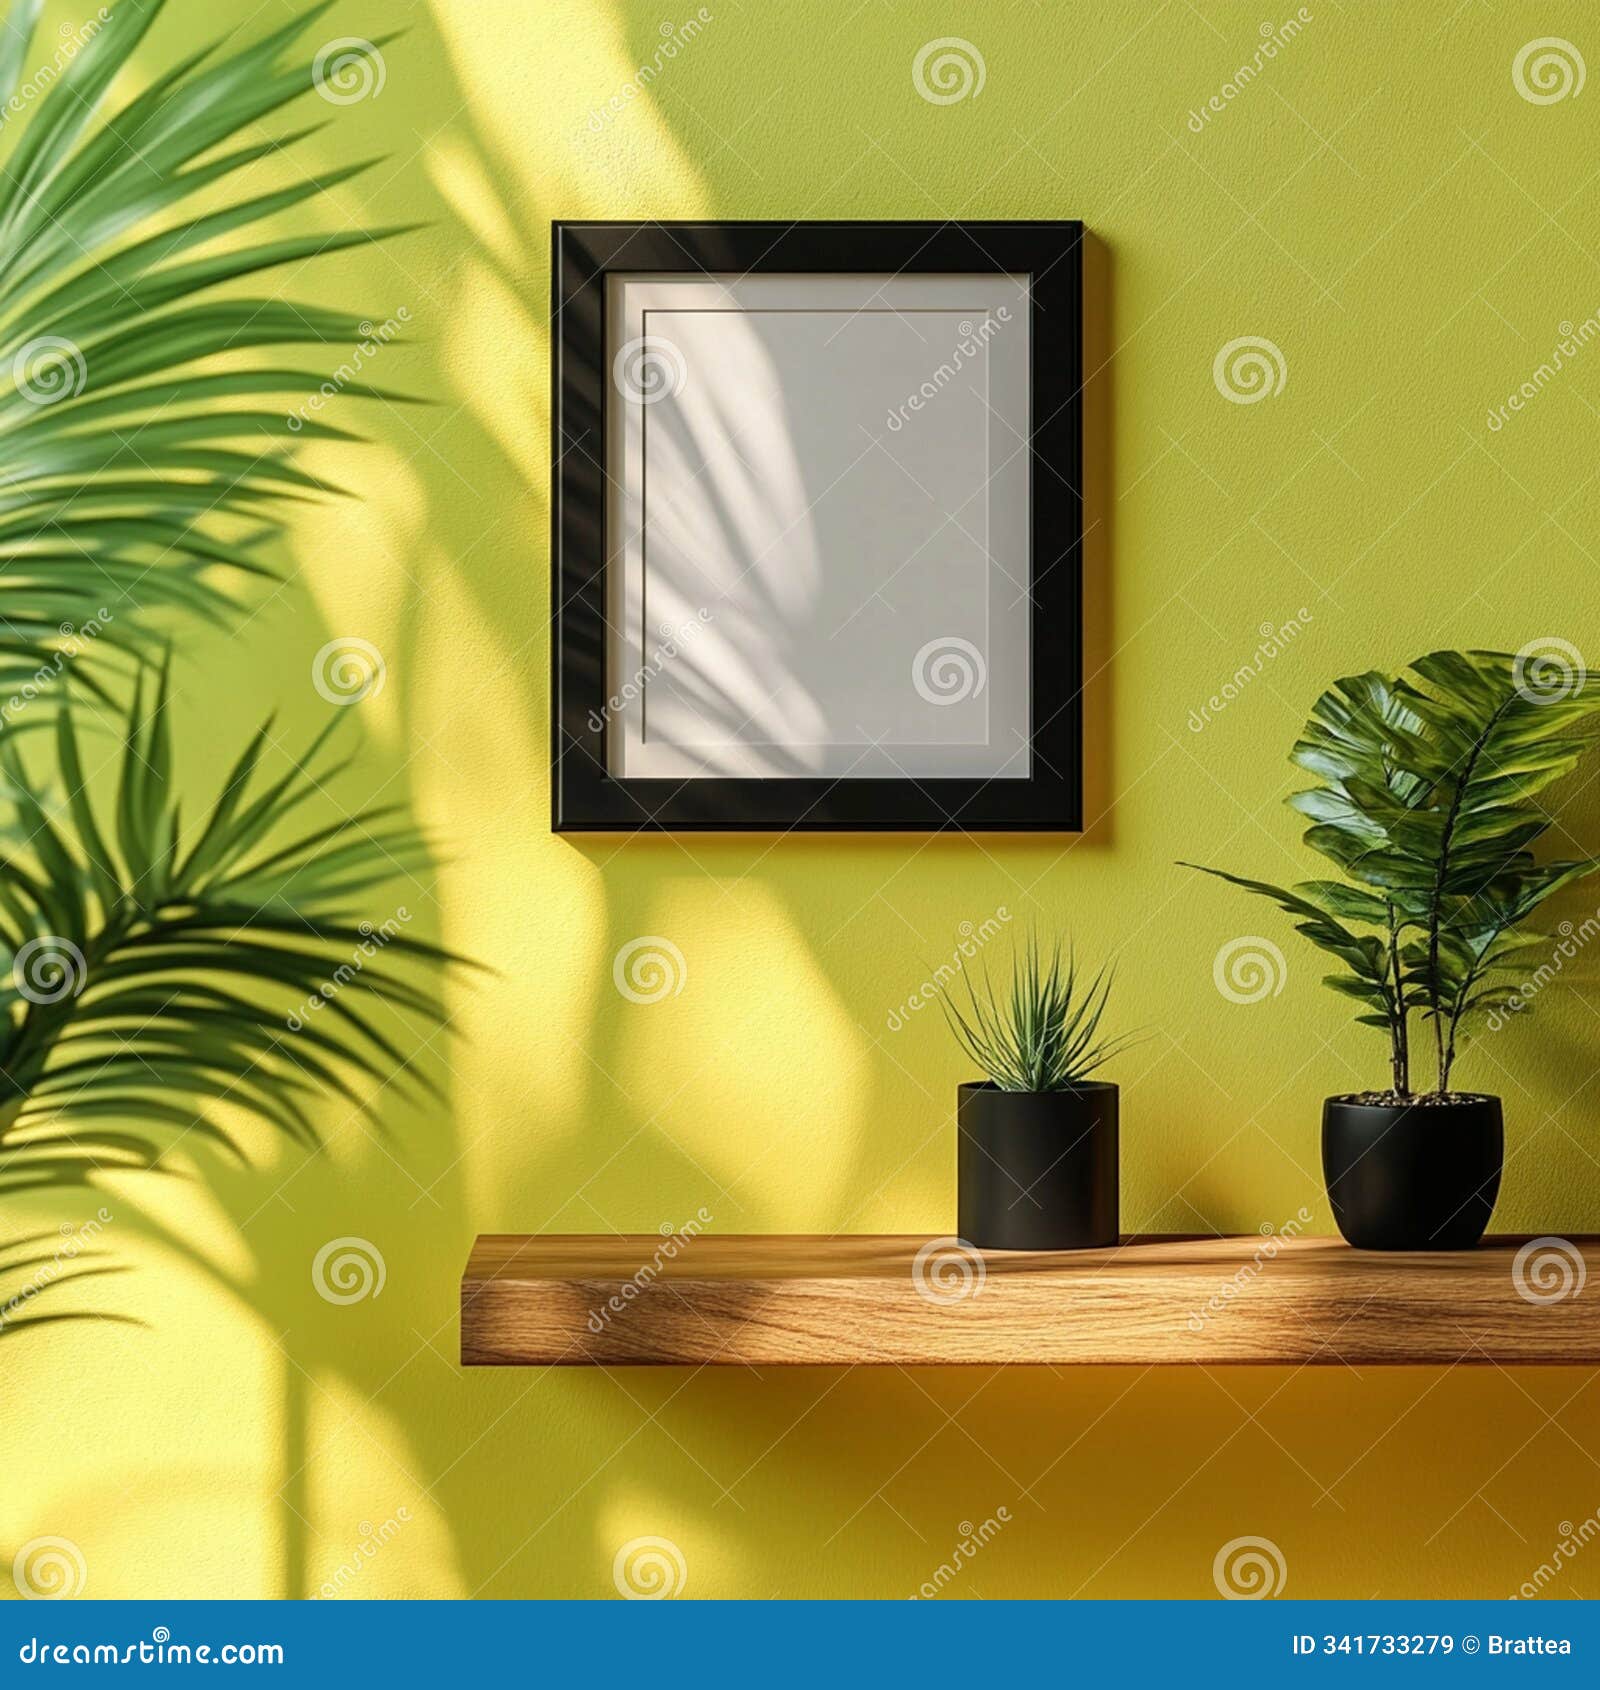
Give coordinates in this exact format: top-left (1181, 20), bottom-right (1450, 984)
top-left (0, 0), bottom-right (415, 715)
top-left (0, 3), bottom-right (466, 1339)
top-left (0, 677), bottom-right (473, 1184)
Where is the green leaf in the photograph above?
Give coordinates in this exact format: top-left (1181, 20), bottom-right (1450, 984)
top-left (0, 0), bottom-right (413, 715)
top-left (0, 0), bottom-right (46, 109)
top-left (937, 929), bottom-right (1140, 1090)
top-left (0, 683), bottom-right (472, 1172)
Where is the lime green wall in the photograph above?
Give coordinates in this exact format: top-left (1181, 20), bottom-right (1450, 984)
top-left (7, 0), bottom-right (1600, 1601)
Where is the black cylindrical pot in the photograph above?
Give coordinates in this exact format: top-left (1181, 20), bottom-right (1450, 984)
top-left (957, 1081), bottom-right (1119, 1251)
top-left (1322, 1095), bottom-right (1503, 1251)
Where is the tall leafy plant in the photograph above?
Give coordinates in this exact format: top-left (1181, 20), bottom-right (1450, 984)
top-left (0, 0), bottom-right (449, 1338)
top-left (1188, 649), bottom-right (1600, 1100)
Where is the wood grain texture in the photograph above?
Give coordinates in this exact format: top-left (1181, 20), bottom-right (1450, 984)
top-left (460, 1233), bottom-right (1600, 1367)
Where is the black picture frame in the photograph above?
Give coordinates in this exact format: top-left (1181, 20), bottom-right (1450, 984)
top-left (552, 219), bottom-right (1084, 834)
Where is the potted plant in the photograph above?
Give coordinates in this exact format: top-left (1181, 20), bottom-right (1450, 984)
top-left (1188, 648), bottom-right (1600, 1250)
top-left (940, 935), bottom-right (1136, 1250)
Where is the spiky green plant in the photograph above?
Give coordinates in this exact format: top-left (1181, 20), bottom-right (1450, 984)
top-left (0, 0), bottom-right (452, 1329)
top-left (939, 933), bottom-right (1135, 1092)
top-left (1187, 649), bottom-right (1600, 1098)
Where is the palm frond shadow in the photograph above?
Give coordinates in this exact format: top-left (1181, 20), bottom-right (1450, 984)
top-left (0, 1228), bottom-right (142, 1340)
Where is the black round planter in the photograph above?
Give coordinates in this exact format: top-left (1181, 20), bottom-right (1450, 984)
top-left (957, 1081), bottom-right (1119, 1251)
top-left (1322, 1095), bottom-right (1503, 1251)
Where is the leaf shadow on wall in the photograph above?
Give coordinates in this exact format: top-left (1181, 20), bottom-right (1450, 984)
top-left (380, 2), bottom-right (1345, 1601)
top-left (501, 0), bottom-right (1600, 1603)
top-left (430, 0), bottom-right (1600, 1598)
top-left (1, 12), bottom-right (487, 1601)
top-left (14, 0), bottom-right (1600, 1607)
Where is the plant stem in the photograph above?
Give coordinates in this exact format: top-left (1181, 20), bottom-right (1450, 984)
top-left (1386, 902), bottom-right (1409, 1095)
top-left (1426, 699), bottom-right (1511, 1096)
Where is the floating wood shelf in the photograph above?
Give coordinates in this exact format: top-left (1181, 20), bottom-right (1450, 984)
top-left (460, 1234), bottom-right (1600, 1367)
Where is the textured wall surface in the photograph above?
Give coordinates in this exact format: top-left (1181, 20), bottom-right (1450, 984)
top-left (6, 0), bottom-right (1600, 1601)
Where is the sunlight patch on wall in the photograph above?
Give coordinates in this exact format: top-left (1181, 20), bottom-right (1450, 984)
top-left (432, 240), bottom-right (547, 491)
top-left (292, 441), bottom-right (429, 745)
top-left (304, 1373), bottom-right (465, 1599)
top-left (427, 0), bottom-right (714, 215)
top-left (0, 1259), bottom-right (281, 1597)
top-left (122, 1167), bottom-right (265, 1289)
top-left (609, 882), bottom-right (872, 1223)
top-left (425, 138), bottom-right (528, 281)
top-left (597, 1497), bottom-right (702, 1600)
top-left (409, 562), bottom-right (606, 1195)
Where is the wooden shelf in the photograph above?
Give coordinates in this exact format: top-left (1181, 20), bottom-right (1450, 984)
top-left (460, 1233), bottom-right (1600, 1367)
